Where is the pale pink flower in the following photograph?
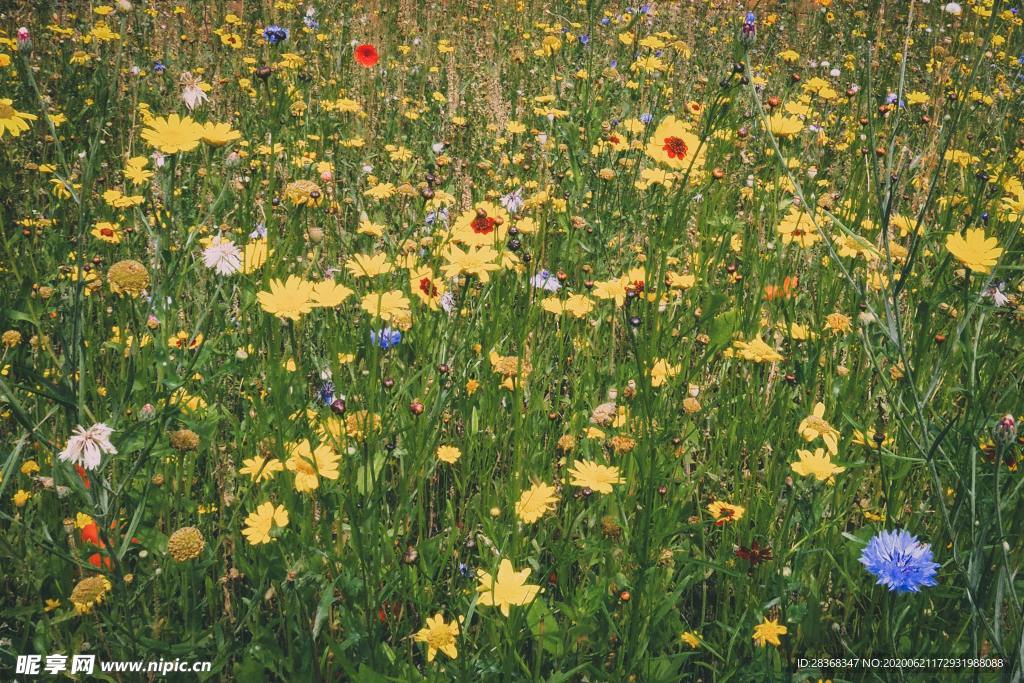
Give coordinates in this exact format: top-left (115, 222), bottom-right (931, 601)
top-left (179, 72), bottom-right (208, 111)
top-left (202, 236), bottom-right (242, 275)
top-left (58, 423), bottom-right (117, 470)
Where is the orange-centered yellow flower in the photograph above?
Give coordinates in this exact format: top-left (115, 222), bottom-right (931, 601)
top-left (752, 618), bottom-right (788, 647)
top-left (413, 613), bottom-right (460, 662)
top-left (797, 402), bottom-right (841, 454)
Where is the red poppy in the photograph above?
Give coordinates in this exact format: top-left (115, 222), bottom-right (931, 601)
top-left (81, 522), bottom-right (104, 547)
top-left (74, 464), bottom-right (91, 489)
top-left (88, 552), bottom-right (112, 570)
top-left (764, 276), bottom-right (798, 301)
top-left (354, 44), bottom-right (379, 67)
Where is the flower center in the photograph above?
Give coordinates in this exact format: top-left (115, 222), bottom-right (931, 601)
top-left (0, 103), bottom-right (16, 118)
top-left (662, 135), bottom-right (688, 159)
top-left (471, 215), bottom-right (496, 234)
top-left (419, 277), bottom-right (438, 297)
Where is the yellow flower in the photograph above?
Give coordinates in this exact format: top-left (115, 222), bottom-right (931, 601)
top-left (945, 228), bottom-right (1003, 273)
top-left (257, 275), bottom-right (315, 320)
top-left (200, 122), bottom-right (241, 146)
top-left (681, 631), bottom-right (701, 648)
top-left (413, 613), bottom-right (460, 662)
top-left (730, 338), bottom-right (784, 363)
top-left (645, 115), bottom-right (705, 172)
top-left (753, 618), bottom-right (788, 647)
top-left (475, 559), bottom-right (541, 617)
top-left (797, 402), bottom-right (840, 454)
top-left (707, 500), bottom-right (745, 524)
top-left (766, 113), bottom-right (804, 137)
top-left (12, 489), bottom-right (31, 507)
top-left (592, 278), bottom-right (629, 306)
top-left (70, 575), bottom-right (112, 614)
top-left (515, 482), bottom-right (558, 523)
top-left (310, 280), bottom-right (353, 308)
top-left (776, 205), bottom-right (821, 247)
top-left (436, 445), bottom-right (461, 464)
top-left (241, 239), bottom-right (269, 274)
top-left (450, 201), bottom-right (511, 247)
top-left (239, 456), bottom-right (284, 482)
top-left (345, 252), bottom-right (393, 278)
top-left (541, 294), bottom-right (595, 318)
top-left (649, 358), bottom-right (681, 387)
top-left (242, 501), bottom-right (289, 545)
top-left (0, 99), bottom-right (38, 138)
top-left (360, 290), bottom-right (411, 323)
top-left (141, 113), bottom-right (204, 154)
top-left (284, 179), bottom-right (324, 207)
top-left (441, 244), bottom-right (501, 282)
top-left (568, 460), bottom-right (624, 494)
top-left (285, 440), bottom-right (340, 492)
top-left (409, 267), bottom-right (446, 309)
top-left (123, 156), bottom-right (153, 184)
top-left (791, 448), bottom-right (846, 482)
top-left (823, 312), bottom-right (852, 334)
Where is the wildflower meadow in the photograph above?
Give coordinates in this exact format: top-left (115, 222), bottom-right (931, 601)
top-left (1, 0), bottom-right (1023, 680)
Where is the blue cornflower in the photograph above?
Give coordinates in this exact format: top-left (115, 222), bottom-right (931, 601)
top-left (263, 25), bottom-right (289, 45)
top-left (859, 529), bottom-right (939, 593)
top-left (153, 60), bottom-right (166, 74)
top-left (579, 34), bottom-right (590, 45)
top-left (318, 381), bottom-right (335, 405)
top-left (370, 327), bottom-right (402, 350)
top-left (639, 112), bottom-right (653, 124)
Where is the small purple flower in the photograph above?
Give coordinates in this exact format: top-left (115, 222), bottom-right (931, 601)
top-left (859, 529), bottom-right (939, 593)
top-left (426, 207), bottom-right (449, 226)
top-left (530, 269), bottom-right (562, 293)
top-left (640, 112), bottom-right (653, 124)
top-left (579, 34), bottom-right (590, 45)
top-left (500, 188), bottom-right (524, 215)
top-left (153, 60), bottom-right (167, 75)
top-left (318, 381), bottom-right (335, 405)
top-left (263, 25), bottom-right (289, 45)
top-left (371, 327), bottom-right (402, 350)
top-left (600, 16), bottom-right (610, 26)
top-left (304, 7), bottom-right (319, 30)
top-left (249, 223), bottom-right (267, 239)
